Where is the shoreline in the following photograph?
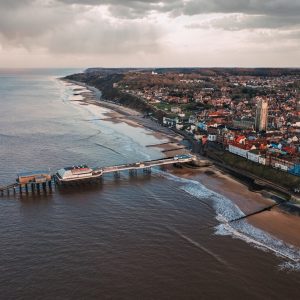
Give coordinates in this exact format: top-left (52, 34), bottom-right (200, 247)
top-left (63, 78), bottom-right (300, 250)
top-left (63, 79), bottom-right (186, 155)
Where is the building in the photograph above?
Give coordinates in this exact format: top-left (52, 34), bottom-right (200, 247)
top-left (255, 98), bottom-right (268, 132)
top-left (163, 117), bottom-right (177, 127)
top-left (18, 170), bottom-right (52, 184)
top-left (171, 107), bottom-right (181, 114)
top-left (228, 144), bottom-right (249, 158)
top-left (233, 117), bottom-right (255, 130)
top-left (55, 165), bottom-right (102, 184)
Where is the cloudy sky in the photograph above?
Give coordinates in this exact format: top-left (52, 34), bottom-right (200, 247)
top-left (0, 0), bottom-right (299, 67)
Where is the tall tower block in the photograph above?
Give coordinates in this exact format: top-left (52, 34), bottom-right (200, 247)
top-left (255, 98), bottom-right (268, 132)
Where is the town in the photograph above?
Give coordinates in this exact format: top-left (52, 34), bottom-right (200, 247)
top-left (66, 68), bottom-right (300, 192)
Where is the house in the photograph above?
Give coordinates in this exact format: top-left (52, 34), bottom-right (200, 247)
top-left (163, 117), bottom-right (177, 127)
top-left (189, 115), bottom-right (197, 124)
top-left (171, 107), bottom-right (181, 113)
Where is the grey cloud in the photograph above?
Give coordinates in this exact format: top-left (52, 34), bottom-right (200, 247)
top-left (48, 22), bottom-right (161, 54)
top-left (182, 1), bottom-right (300, 32)
top-left (0, 2), bottom-right (81, 43)
top-left (3, 1), bottom-right (300, 23)
top-left (0, 1), bottom-right (162, 55)
top-left (186, 15), bottom-right (300, 31)
top-left (3, 1), bottom-right (299, 18)
top-left (183, 0), bottom-right (300, 17)
top-left (57, 0), bottom-right (300, 18)
top-left (0, 0), bottom-right (32, 8)
top-left (0, 0), bottom-right (299, 60)
top-left (56, 0), bottom-right (300, 31)
top-left (58, 0), bottom-right (183, 18)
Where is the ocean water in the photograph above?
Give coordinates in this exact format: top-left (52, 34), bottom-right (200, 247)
top-left (0, 68), bottom-right (300, 300)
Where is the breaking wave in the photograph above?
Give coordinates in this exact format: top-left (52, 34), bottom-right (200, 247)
top-left (160, 171), bottom-right (300, 271)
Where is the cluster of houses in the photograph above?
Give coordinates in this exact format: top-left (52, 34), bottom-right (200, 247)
top-left (163, 114), bottom-right (300, 177)
top-left (118, 71), bottom-right (300, 176)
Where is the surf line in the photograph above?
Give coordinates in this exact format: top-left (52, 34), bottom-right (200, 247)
top-left (199, 203), bottom-right (300, 263)
top-left (192, 202), bottom-right (299, 263)
top-left (188, 202), bottom-right (281, 234)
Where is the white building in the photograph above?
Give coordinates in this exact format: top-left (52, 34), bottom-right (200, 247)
top-left (247, 151), bottom-right (260, 163)
top-left (228, 144), bottom-right (249, 158)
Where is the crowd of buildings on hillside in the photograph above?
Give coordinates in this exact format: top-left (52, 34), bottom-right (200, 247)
top-left (115, 71), bottom-right (300, 177)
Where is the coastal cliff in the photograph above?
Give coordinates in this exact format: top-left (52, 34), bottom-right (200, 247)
top-left (64, 72), bottom-right (165, 119)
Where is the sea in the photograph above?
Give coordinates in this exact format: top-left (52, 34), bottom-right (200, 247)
top-left (0, 68), bottom-right (300, 300)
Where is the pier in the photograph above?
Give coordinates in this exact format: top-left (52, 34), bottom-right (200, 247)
top-left (99, 155), bottom-right (194, 175)
top-left (0, 155), bottom-right (197, 197)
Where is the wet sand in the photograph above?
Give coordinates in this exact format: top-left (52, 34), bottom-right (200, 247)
top-left (65, 80), bottom-right (300, 249)
top-left (171, 166), bottom-right (300, 248)
top-left (65, 80), bottom-right (184, 155)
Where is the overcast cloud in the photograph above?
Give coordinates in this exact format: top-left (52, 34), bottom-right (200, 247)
top-left (0, 0), bottom-right (299, 67)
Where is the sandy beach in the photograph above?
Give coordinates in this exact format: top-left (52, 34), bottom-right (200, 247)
top-left (65, 81), bottom-right (185, 155)
top-left (65, 80), bottom-right (300, 250)
top-left (171, 166), bottom-right (300, 248)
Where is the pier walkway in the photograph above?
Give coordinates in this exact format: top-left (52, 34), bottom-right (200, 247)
top-left (99, 155), bottom-right (194, 175)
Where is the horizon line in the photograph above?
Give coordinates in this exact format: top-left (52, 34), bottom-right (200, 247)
top-left (0, 66), bottom-right (300, 70)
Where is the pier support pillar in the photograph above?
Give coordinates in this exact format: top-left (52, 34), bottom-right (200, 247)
top-left (129, 170), bottom-right (137, 176)
top-left (31, 183), bottom-right (35, 193)
top-left (36, 183), bottom-right (40, 193)
top-left (143, 167), bottom-right (151, 174)
top-left (114, 171), bottom-right (120, 178)
top-left (48, 181), bottom-right (52, 190)
top-left (131, 169), bottom-right (138, 176)
top-left (25, 184), bottom-right (28, 194)
top-left (42, 182), bottom-right (46, 191)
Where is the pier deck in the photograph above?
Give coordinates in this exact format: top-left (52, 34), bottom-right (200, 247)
top-left (99, 155), bottom-right (194, 174)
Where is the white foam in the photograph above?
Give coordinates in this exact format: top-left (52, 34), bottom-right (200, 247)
top-left (162, 171), bottom-right (244, 221)
top-left (160, 171), bottom-right (300, 271)
top-left (279, 261), bottom-right (300, 272)
top-left (216, 222), bottom-right (300, 263)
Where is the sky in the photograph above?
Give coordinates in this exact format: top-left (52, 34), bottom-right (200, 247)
top-left (0, 0), bottom-right (299, 68)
